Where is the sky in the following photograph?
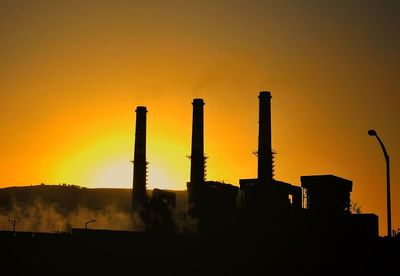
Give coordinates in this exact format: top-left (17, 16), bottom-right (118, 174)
top-left (0, 0), bottom-right (399, 235)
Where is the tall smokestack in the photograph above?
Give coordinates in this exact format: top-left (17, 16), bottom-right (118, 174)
top-left (132, 106), bottom-right (148, 211)
top-left (257, 91), bottom-right (273, 186)
top-left (190, 99), bottom-right (205, 186)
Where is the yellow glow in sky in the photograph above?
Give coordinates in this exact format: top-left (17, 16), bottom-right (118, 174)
top-left (0, 0), bottom-right (399, 236)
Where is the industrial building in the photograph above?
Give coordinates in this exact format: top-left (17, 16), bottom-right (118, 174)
top-left (131, 106), bottom-right (177, 232)
top-left (238, 91), bottom-right (303, 232)
top-left (301, 175), bottom-right (353, 217)
top-left (301, 174), bottom-right (378, 237)
top-left (130, 91), bottom-right (379, 237)
top-left (237, 92), bottom-right (378, 237)
top-left (186, 98), bottom-right (239, 233)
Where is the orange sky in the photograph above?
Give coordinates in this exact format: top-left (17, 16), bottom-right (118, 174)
top-left (0, 0), bottom-right (399, 235)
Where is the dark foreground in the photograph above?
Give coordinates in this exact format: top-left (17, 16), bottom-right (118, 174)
top-left (0, 230), bottom-right (398, 276)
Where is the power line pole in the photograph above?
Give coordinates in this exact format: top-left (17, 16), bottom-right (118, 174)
top-left (8, 219), bottom-right (19, 235)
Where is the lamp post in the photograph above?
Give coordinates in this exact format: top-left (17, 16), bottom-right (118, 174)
top-left (85, 219), bottom-right (96, 230)
top-left (368, 129), bottom-right (391, 237)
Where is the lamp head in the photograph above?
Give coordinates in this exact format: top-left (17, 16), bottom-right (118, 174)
top-left (368, 129), bottom-right (377, 136)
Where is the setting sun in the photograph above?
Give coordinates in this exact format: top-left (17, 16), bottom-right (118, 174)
top-left (0, 0), bottom-right (398, 236)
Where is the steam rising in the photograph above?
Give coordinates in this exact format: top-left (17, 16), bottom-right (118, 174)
top-left (0, 199), bottom-right (144, 233)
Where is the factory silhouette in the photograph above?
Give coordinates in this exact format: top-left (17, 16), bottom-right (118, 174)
top-left (131, 91), bottom-right (378, 237)
top-left (2, 91), bottom-right (398, 275)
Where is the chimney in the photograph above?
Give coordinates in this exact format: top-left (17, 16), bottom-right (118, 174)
top-left (257, 91), bottom-right (273, 186)
top-left (190, 99), bottom-right (205, 187)
top-left (132, 106), bottom-right (148, 211)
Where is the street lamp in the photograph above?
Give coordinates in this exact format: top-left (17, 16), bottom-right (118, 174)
top-left (85, 219), bottom-right (96, 230)
top-left (368, 129), bottom-right (392, 237)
